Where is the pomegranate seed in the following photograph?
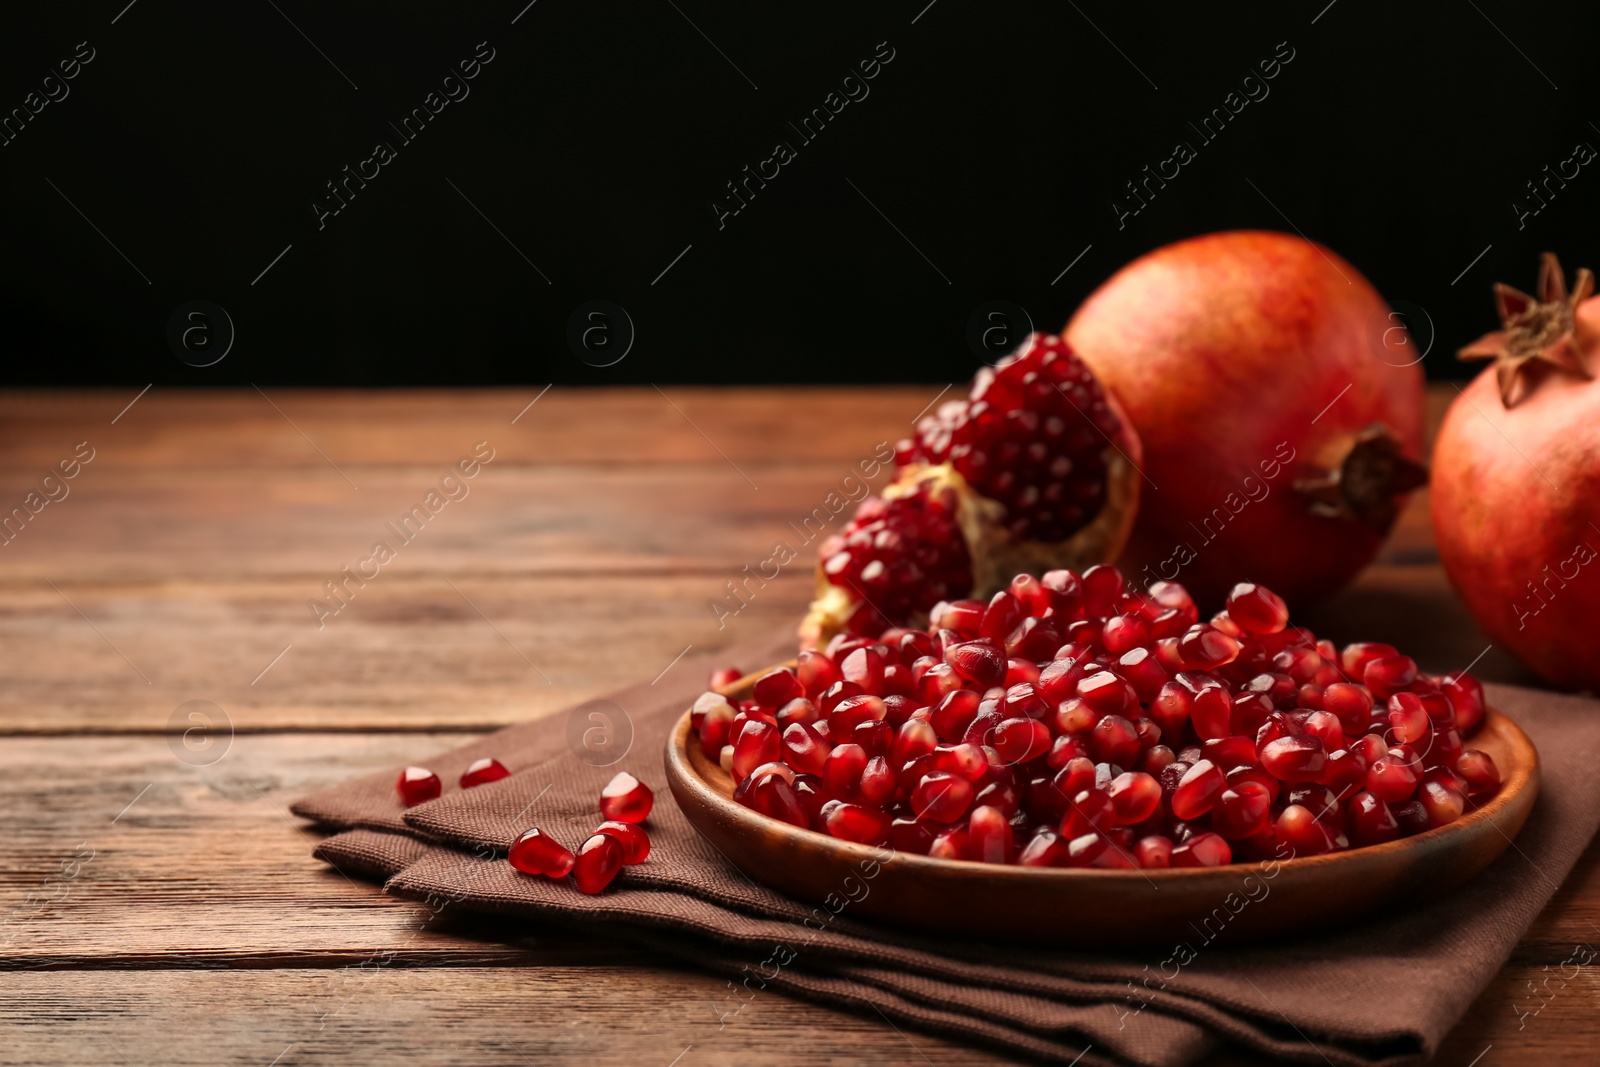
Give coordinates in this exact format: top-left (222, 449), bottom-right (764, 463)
top-left (961, 709), bottom-right (1004, 748)
top-left (397, 766), bottom-right (441, 806)
top-left (1018, 828), bottom-right (1071, 867)
top-left (752, 668), bottom-right (804, 709)
top-left (890, 718), bottom-right (938, 769)
top-left (1135, 835), bottom-right (1174, 868)
top-left (1366, 747), bottom-right (1419, 804)
top-left (1178, 672), bottom-right (1233, 740)
top-left (1047, 733), bottom-right (1089, 770)
top-left (859, 756), bottom-right (897, 807)
top-left (1065, 831), bottom-right (1108, 867)
top-left (1419, 779), bottom-right (1466, 828)
top-left (1211, 782), bottom-right (1271, 839)
top-left (1200, 735), bottom-right (1257, 769)
top-left (946, 640), bottom-right (1007, 688)
top-left (710, 668), bottom-right (746, 694)
top-left (830, 694), bottom-right (888, 734)
top-left (460, 757), bottom-right (511, 789)
top-left (1102, 614), bottom-right (1150, 654)
top-left (1117, 647), bottom-right (1171, 702)
top-left (752, 773), bottom-right (809, 828)
top-left (823, 743), bottom-right (868, 798)
top-left (1275, 804), bottom-right (1333, 856)
top-left (1363, 655), bottom-right (1418, 698)
top-left (980, 591), bottom-right (1024, 643)
top-left (573, 833), bottom-right (625, 893)
top-left (1392, 798), bottom-right (1430, 835)
top-left (1441, 671), bottom-right (1487, 733)
top-left (1345, 791), bottom-right (1399, 845)
top-left (930, 689), bottom-right (981, 741)
top-left (840, 646), bottom-right (885, 690)
top-left (912, 770), bottom-right (975, 822)
top-left (1061, 787), bottom-right (1115, 838)
top-left (1342, 642), bottom-right (1398, 677)
top-left (1179, 624), bottom-right (1241, 669)
top-left (781, 722), bottom-right (830, 776)
top-left (1387, 693), bottom-right (1430, 745)
top-left (1456, 749), bottom-right (1501, 795)
top-left (1107, 771), bottom-right (1161, 824)
top-left (992, 717), bottom-right (1051, 764)
top-left (1170, 759), bottom-right (1225, 820)
top-left (731, 721), bottom-right (781, 781)
top-left (776, 697), bottom-right (820, 727)
top-left (599, 772), bottom-right (654, 823)
top-left (1170, 831), bottom-right (1232, 867)
top-left (1301, 710), bottom-right (1345, 753)
top-left (508, 827), bottom-right (576, 877)
top-left (1259, 735), bottom-right (1327, 783)
top-left (794, 650), bottom-right (839, 697)
top-left (594, 821), bottom-right (651, 864)
top-left (823, 801), bottom-right (891, 845)
top-left (929, 824), bottom-right (971, 860)
top-left (852, 719), bottom-right (893, 758)
top-left (888, 817), bottom-right (938, 855)
top-left (1140, 743), bottom-right (1177, 776)
top-left (1089, 714), bottom-right (1141, 767)
top-left (968, 805), bottom-right (1016, 863)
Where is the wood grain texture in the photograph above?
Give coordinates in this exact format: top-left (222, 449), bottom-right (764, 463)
top-left (0, 385), bottom-right (1591, 1066)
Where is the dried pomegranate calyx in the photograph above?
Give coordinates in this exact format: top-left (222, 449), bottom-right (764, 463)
top-left (1458, 252), bottom-right (1597, 407)
top-left (1292, 425), bottom-right (1429, 530)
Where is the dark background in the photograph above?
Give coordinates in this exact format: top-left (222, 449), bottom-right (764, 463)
top-left (2, 0), bottom-right (1596, 386)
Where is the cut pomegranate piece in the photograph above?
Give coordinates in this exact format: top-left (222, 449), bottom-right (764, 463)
top-left (396, 766), bottom-right (441, 807)
top-left (801, 333), bottom-right (1141, 647)
top-left (459, 757), bottom-right (510, 789)
top-left (509, 827), bottom-right (576, 878)
top-left (594, 821), bottom-right (651, 865)
top-left (573, 833), bottom-right (625, 894)
top-left (599, 771), bottom-right (654, 823)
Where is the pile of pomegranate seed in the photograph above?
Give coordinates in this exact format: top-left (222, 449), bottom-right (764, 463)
top-left (509, 771), bottom-right (654, 893)
top-left (897, 333), bottom-right (1124, 543)
top-left (691, 569), bottom-right (1501, 868)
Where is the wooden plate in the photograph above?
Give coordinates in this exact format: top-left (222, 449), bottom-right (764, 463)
top-left (665, 671), bottom-right (1540, 946)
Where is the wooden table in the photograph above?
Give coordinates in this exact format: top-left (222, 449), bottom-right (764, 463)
top-left (0, 385), bottom-right (1593, 1066)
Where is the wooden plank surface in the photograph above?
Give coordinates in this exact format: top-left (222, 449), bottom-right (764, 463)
top-left (0, 385), bottom-right (1588, 1065)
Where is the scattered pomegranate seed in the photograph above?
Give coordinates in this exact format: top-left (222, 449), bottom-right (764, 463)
top-left (508, 827), bottom-right (575, 877)
top-left (593, 821), bottom-right (651, 864)
top-left (690, 573), bottom-right (1501, 866)
top-left (573, 833), bottom-right (625, 893)
top-left (599, 772), bottom-right (654, 823)
top-left (459, 757), bottom-right (510, 789)
top-left (397, 766), bottom-right (441, 806)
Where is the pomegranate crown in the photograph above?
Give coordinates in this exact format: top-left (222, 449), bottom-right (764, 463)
top-left (1459, 252), bottom-right (1596, 407)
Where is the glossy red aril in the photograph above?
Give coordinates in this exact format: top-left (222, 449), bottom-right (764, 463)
top-left (993, 717), bottom-right (1052, 765)
top-left (460, 757), bottom-right (510, 789)
top-left (573, 833), bottom-right (625, 894)
top-left (599, 772), bottom-right (654, 823)
top-left (397, 766), bottom-right (441, 806)
top-left (509, 827), bottom-right (576, 878)
top-left (594, 821), bottom-right (651, 865)
top-left (1107, 771), bottom-right (1161, 824)
top-left (1170, 831), bottom-right (1232, 868)
top-left (969, 805), bottom-right (1016, 864)
top-left (822, 801), bottom-right (891, 845)
top-left (1456, 749), bottom-right (1501, 795)
top-left (1225, 583), bottom-right (1289, 635)
top-left (752, 668), bottom-right (804, 709)
top-left (912, 771), bottom-right (975, 822)
top-left (1259, 735), bottom-right (1326, 783)
top-left (709, 667), bottom-right (743, 690)
top-left (1179, 624), bottom-right (1241, 670)
top-left (1170, 759), bottom-right (1225, 820)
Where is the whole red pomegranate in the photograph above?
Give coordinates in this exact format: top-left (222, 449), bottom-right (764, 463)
top-left (1434, 254), bottom-right (1600, 690)
top-left (1065, 231), bottom-right (1427, 609)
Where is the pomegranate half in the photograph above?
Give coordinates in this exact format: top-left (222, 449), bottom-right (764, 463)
top-left (1433, 254), bottom-right (1600, 690)
top-left (1065, 231), bottom-right (1427, 609)
top-left (800, 333), bottom-right (1141, 647)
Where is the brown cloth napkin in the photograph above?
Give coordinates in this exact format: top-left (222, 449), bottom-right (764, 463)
top-left (293, 632), bottom-right (1600, 1066)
